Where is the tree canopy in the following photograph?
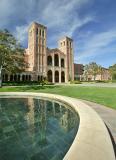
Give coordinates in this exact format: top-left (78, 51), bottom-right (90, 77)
top-left (0, 29), bottom-right (27, 87)
top-left (109, 64), bottom-right (116, 80)
top-left (84, 62), bottom-right (101, 81)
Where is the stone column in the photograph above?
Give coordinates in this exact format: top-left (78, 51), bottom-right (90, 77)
top-left (59, 54), bottom-right (61, 83)
top-left (52, 69), bottom-right (55, 83)
top-left (52, 53), bottom-right (55, 83)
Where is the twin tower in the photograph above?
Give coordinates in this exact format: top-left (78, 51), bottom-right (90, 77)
top-left (25, 22), bottom-right (74, 83)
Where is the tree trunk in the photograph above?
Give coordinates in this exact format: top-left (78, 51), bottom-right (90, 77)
top-left (0, 66), bottom-right (2, 88)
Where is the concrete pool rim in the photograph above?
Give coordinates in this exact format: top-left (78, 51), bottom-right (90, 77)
top-left (0, 92), bottom-right (115, 160)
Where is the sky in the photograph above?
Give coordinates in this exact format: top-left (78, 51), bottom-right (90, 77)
top-left (0, 0), bottom-right (116, 68)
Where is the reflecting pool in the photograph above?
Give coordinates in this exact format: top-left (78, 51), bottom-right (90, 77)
top-left (0, 97), bottom-right (79, 160)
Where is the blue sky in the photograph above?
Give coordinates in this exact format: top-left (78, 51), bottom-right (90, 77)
top-left (0, 0), bottom-right (116, 67)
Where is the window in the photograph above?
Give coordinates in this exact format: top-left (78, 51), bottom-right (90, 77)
top-left (54, 54), bottom-right (59, 66)
top-left (40, 29), bottom-right (41, 36)
top-left (64, 41), bottom-right (65, 46)
top-left (61, 59), bottom-right (64, 68)
top-left (47, 56), bottom-right (52, 66)
top-left (42, 30), bottom-right (44, 37)
top-left (67, 41), bottom-right (68, 46)
top-left (36, 28), bottom-right (38, 35)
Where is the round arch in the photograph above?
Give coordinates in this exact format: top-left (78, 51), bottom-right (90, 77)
top-left (47, 70), bottom-right (52, 82)
top-left (61, 71), bottom-right (65, 82)
top-left (54, 54), bottom-right (59, 66)
top-left (10, 75), bottom-right (13, 81)
top-left (61, 59), bottom-right (65, 68)
top-left (29, 75), bottom-right (31, 81)
top-left (22, 75), bottom-right (26, 81)
top-left (47, 56), bottom-right (52, 66)
top-left (55, 71), bottom-right (59, 83)
top-left (17, 75), bottom-right (20, 81)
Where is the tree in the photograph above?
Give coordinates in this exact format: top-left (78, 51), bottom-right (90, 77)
top-left (83, 64), bottom-right (89, 81)
top-left (109, 64), bottom-right (116, 80)
top-left (83, 62), bottom-right (101, 81)
top-left (0, 29), bottom-right (27, 87)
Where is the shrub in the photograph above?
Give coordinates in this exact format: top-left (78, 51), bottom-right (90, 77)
top-left (95, 80), bottom-right (110, 83)
top-left (70, 80), bottom-right (82, 84)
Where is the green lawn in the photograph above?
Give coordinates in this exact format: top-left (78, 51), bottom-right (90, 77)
top-left (0, 85), bottom-right (116, 109)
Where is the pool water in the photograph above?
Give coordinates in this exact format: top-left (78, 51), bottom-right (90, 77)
top-left (0, 97), bottom-right (79, 160)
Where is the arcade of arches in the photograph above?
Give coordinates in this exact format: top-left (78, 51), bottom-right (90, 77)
top-left (47, 70), bottom-right (65, 83)
top-left (2, 54), bottom-right (65, 83)
top-left (2, 74), bottom-right (32, 82)
top-left (47, 55), bottom-right (65, 67)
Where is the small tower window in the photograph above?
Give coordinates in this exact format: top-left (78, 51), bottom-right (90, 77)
top-left (36, 28), bottom-right (38, 35)
top-left (67, 41), bottom-right (68, 46)
top-left (40, 29), bottom-right (41, 36)
top-left (70, 42), bottom-right (72, 47)
top-left (42, 30), bottom-right (44, 37)
top-left (64, 41), bottom-right (65, 46)
top-left (61, 42), bottom-right (62, 46)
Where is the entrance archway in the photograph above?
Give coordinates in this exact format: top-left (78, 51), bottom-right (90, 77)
top-left (55, 71), bottom-right (59, 83)
top-left (61, 71), bottom-right (65, 82)
top-left (47, 70), bottom-right (52, 82)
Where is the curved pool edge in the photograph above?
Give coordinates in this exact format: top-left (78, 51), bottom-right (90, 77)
top-left (0, 92), bottom-right (115, 160)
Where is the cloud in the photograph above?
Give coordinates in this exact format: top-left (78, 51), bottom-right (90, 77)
top-left (75, 29), bottom-right (116, 64)
top-left (0, 0), bottom-right (94, 49)
top-left (41, 0), bottom-right (90, 27)
top-left (14, 24), bottom-right (28, 45)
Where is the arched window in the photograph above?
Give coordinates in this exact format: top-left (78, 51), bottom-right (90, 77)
top-left (47, 56), bottom-right (52, 66)
top-left (4, 74), bottom-right (8, 81)
top-left (55, 71), bottom-right (59, 83)
top-left (38, 75), bottom-right (40, 81)
top-left (61, 71), bottom-right (65, 82)
top-left (61, 59), bottom-right (64, 68)
top-left (47, 70), bottom-right (52, 82)
top-left (40, 29), bottom-right (41, 36)
top-left (54, 54), bottom-right (59, 66)
top-left (36, 28), bottom-right (38, 35)
top-left (14, 75), bottom-right (17, 82)
top-left (22, 75), bottom-right (25, 81)
top-left (29, 75), bottom-right (31, 81)
top-left (17, 75), bottom-right (20, 81)
top-left (42, 30), bottom-right (44, 37)
top-left (26, 75), bottom-right (28, 81)
top-left (2, 75), bottom-right (5, 82)
top-left (10, 75), bottom-right (13, 81)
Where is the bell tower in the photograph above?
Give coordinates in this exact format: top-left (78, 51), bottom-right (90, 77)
top-left (58, 37), bottom-right (74, 81)
top-left (28, 22), bottom-right (47, 78)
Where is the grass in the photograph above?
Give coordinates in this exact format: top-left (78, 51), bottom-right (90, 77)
top-left (0, 85), bottom-right (116, 109)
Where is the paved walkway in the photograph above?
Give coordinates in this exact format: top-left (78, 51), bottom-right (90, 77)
top-left (57, 82), bottom-right (116, 88)
top-left (82, 100), bottom-right (116, 147)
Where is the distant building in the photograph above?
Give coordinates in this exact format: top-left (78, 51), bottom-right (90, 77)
top-left (87, 67), bottom-right (112, 81)
top-left (74, 64), bottom-right (84, 81)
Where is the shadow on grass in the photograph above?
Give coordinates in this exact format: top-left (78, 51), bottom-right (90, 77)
top-left (21, 85), bottom-right (59, 91)
top-left (0, 85), bottom-right (60, 92)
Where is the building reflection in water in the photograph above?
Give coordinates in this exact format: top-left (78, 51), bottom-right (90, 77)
top-left (0, 97), bottom-right (79, 160)
top-left (25, 98), bottom-right (78, 145)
